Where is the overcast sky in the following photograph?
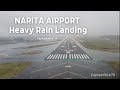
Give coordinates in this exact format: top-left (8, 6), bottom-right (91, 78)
top-left (0, 11), bottom-right (119, 36)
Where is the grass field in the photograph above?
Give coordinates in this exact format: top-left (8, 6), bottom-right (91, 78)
top-left (17, 51), bottom-right (43, 56)
top-left (0, 62), bottom-right (31, 79)
top-left (75, 35), bottom-right (119, 53)
top-left (14, 42), bottom-right (58, 49)
top-left (104, 61), bottom-right (120, 72)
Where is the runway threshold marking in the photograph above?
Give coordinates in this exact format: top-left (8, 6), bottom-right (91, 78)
top-left (46, 54), bottom-right (91, 60)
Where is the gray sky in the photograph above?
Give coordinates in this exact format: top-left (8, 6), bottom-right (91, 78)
top-left (0, 11), bottom-right (119, 36)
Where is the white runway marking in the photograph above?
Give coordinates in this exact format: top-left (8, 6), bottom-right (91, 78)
top-left (70, 62), bottom-right (105, 72)
top-left (54, 54), bottom-right (59, 59)
top-left (69, 54), bottom-right (71, 59)
top-left (78, 54), bottom-right (81, 59)
top-left (81, 54), bottom-right (84, 59)
top-left (48, 71), bottom-right (68, 79)
top-left (62, 54), bottom-right (65, 59)
top-left (46, 54), bottom-right (91, 60)
top-left (71, 54), bottom-right (74, 59)
top-left (65, 65), bottom-right (71, 68)
top-left (69, 54), bottom-right (91, 60)
top-left (74, 54), bottom-right (77, 59)
top-left (57, 54), bottom-right (61, 59)
top-left (47, 55), bottom-right (52, 59)
top-left (65, 54), bottom-right (67, 59)
top-left (68, 71), bottom-right (88, 78)
top-left (85, 54), bottom-right (90, 59)
top-left (48, 71), bottom-right (88, 79)
top-left (83, 54), bottom-right (87, 59)
top-left (76, 54), bottom-right (79, 59)
top-left (72, 46), bottom-right (76, 47)
top-left (31, 62), bottom-right (68, 73)
top-left (52, 54), bottom-right (56, 59)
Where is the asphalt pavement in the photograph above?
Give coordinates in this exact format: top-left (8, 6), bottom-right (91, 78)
top-left (44, 37), bottom-right (92, 60)
top-left (13, 37), bottom-right (119, 79)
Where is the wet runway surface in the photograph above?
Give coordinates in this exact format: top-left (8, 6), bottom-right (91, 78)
top-left (13, 37), bottom-right (119, 79)
top-left (45, 37), bottom-right (92, 60)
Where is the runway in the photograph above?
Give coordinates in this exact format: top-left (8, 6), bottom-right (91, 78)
top-left (13, 37), bottom-right (119, 79)
top-left (45, 37), bottom-right (92, 60)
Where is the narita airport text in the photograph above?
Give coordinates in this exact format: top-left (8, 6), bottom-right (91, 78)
top-left (9, 26), bottom-right (87, 35)
top-left (14, 17), bottom-right (80, 24)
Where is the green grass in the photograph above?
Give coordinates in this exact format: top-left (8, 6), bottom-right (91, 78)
top-left (104, 61), bottom-right (120, 72)
top-left (14, 42), bottom-right (58, 49)
top-left (75, 36), bottom-right (119, 53)
top-left (16, 51), bottom-right (43, 56)
top-left (0, 62), bottom-right (31, 79)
